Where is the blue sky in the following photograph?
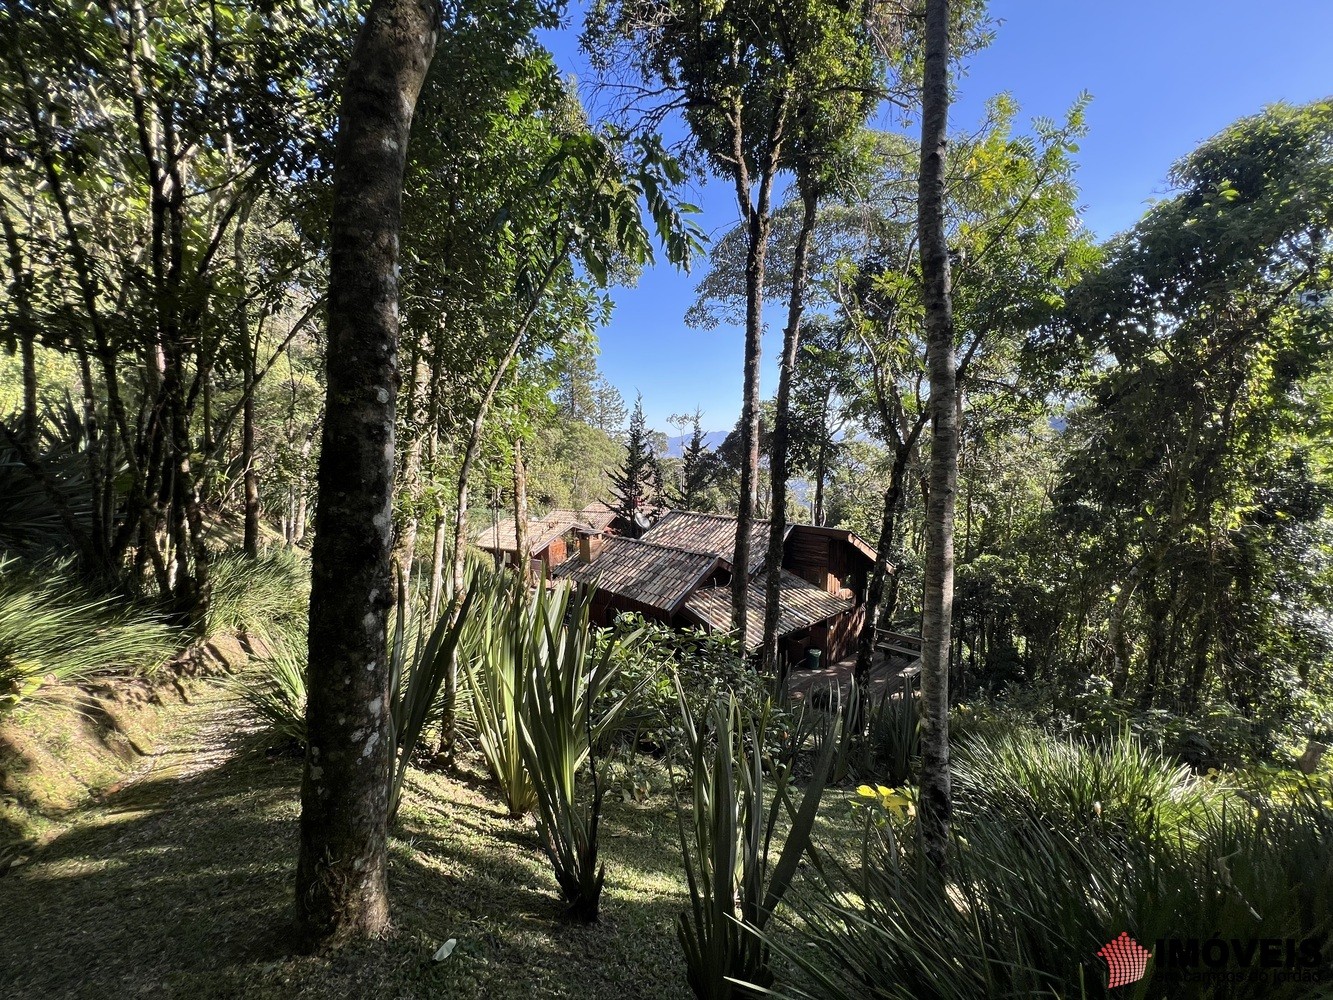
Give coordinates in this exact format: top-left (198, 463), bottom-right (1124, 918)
top-left (540, 1), bottom-right (1333, 432)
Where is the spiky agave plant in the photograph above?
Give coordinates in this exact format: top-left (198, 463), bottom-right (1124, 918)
top-left (234, 631), bottom-right (308, 749)
top-left (674, 687), bottom-right (841, 998)
top-left (516, 579), bottom-right (641, 922)
top-left (461, 568), bottom-right (538, 817)
top-left (387, 565), bottom-right (476, 824)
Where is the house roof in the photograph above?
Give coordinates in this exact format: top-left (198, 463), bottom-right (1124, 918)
top-left (474, 509), bottom-right (588, 554)
top-left (578, 501), bottom-right (619, 532)
top-left (553, 536), bottom-right (720, 616)
top-left (682, 569), bottom-right (855, 652)
top-left (640, 510), bottom-right (785, 576)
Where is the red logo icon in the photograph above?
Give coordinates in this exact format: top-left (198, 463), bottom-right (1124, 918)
top-left (1099, 932), bottom-right (1151, 988)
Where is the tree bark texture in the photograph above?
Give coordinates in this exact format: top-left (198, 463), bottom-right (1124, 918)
top-left (296, 0), bottom-right (437, 947)
top-left (731, 204), bottom-right (768, 639)
top-left (761, 184), bottom-right (819, 671)
top-left (513, 436), bottom-right (529, 583)
top-left (916, 0), bottom-right (956, 872)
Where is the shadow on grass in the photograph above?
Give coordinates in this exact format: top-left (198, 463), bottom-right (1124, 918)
top-left (0, 741), bottom-right (693, 1000)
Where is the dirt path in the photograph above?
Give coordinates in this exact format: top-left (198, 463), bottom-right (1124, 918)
top-left (0, 682), bottom-right (303, 999)
top-left (0, 678), bottom-right (701, 1000)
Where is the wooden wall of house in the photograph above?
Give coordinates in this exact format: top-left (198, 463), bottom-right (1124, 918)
top-left (785, 530), bottom-right (832, 591)
top-left (825, 605), bottom-right (866, 663)
top-left (544, 536), bottom-right (568, 567)
top-left (783, 529), bottom-right (869, 601)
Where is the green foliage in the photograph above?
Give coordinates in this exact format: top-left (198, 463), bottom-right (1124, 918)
top-left (387, 583), bottom-right (476, 825)
top-left (234, 633), bottom-right (308, 750)
top-left (206, 550), bottom-right (310, 640)
top-left (1044, 99), bottom-right (1333, 719)
top-left (952, 727), bottom-right (1225, 846)
top-left (762, 760), bottom-right (1332, 999)
top-left (462, 571), bottom-right (541, 817)
top-left (601, 613), bottom-right (770, 756)
top-left (0, 556), bottom-right (176, 711)
top-left (516, 583), bottom-right (640, 922)
top-left (609, 393), bottom-right (665, 534)
top-left (674, 691), bottom-right (840, 999)
top-left (866, 686), bottom-right (921, 787)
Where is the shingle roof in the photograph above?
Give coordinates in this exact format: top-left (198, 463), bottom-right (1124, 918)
top-left (553, 536), bottom-right (720, 615)
top-left (682, 569), bottom-right (854, 652)
top-left (578, 501), bottom-right (620, 532)
top-left (475, 510), bottom-right (579, 554)
top-left (640, 510), bottom-right (785, 575)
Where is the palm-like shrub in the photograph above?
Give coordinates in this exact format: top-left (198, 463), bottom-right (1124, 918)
top-left (951, 727), bottom-right (1224, 843)
top-left (675, 691), bottom-right (840, 999)
top-left (206, 549), bottom-right (310, 639)
top-left (235, 633), bottom-right (308, 749)
top-left (758, 735), bottom-right (1333, 1000)
top-left (232, 568), bottom-right (474, 823)
top-left (867, 685), bottom-right (921, 786)
top-left (462, 569), bottom-right (539, 817)
top-left (0, 556), bottom-right (176, 711)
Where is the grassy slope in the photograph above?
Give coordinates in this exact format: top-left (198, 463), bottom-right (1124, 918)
top-left (0, 685), bottom-right (699, 1000)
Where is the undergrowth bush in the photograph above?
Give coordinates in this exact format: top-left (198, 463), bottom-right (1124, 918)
top-left (0, 555), bottom-right (176, 711)
top-left (206, 549), bottom-right (309, 640)
top-left (601, 613), bottom-right (773, 756)
top-left (952, 727), bottom-right (1225, 844)
top-left (763, 778), bottom-right (1333, 1000)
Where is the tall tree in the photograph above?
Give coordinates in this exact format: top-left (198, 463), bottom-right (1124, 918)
top-left (296, 0), bottom-right (437, 946)
top-left (916, 0), bottom-right (956, 870)
top-left (669, 408), bottom-right (715, 510)
top-left (609, 393), bottom-right (664, 536)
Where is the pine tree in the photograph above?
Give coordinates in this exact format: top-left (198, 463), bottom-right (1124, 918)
top-left (609, 394), bottom-right (663, 537)
top-left (670, 408), bottom-right (713, 510)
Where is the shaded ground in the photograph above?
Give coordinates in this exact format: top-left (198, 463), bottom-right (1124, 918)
top-left (0, 684), bottom-right (697, 1000)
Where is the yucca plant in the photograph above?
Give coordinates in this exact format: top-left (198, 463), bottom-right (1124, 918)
top-left (674, 687), bottom-right (841, 999)
top-left (387, 568), bottom-right (476, 823)
top-left (517, 580), bottom-right (641, 922)
top-left (867, 682), bottom-right (921, 786)
top-left (206, 549), bottom-right (310, 638)
top-left (461, 569), bottom-right (539, 816)
top-left (230, 563), bottom-right (476, 821)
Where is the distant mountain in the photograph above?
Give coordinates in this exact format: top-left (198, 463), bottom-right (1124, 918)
top-left (662, 430), bottom-right (728, 457)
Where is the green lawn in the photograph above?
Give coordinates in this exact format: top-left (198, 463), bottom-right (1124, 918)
top-left (0, 687), bottom-right (708, 999)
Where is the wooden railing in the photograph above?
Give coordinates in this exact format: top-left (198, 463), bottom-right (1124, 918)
top-left (875, 628), bottom-right (923, 659)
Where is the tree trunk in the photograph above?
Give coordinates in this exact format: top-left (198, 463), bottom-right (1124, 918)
top-left (761, 184), bottom-right (818, 671)
top-left (238, 210), bottom-right (261, 558)
top-left (730, 171), bottom-right (779, 639)
top-left (916, 0), bottom-right (957, 872)
top-left (296, 0), bottom-right (437, 948)
top-left (513, 436), bottom-right (529, 583)
top-left (854, 449), bottom-right (911, 686)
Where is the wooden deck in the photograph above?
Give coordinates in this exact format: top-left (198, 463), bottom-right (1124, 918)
top-left (785, 645), bottom-right (920, 708)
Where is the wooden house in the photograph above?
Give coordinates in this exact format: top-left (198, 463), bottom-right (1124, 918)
top-left (473, 502), bottom-right (620, 573)
top-left (553, 509), bottom-right (877, 665)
